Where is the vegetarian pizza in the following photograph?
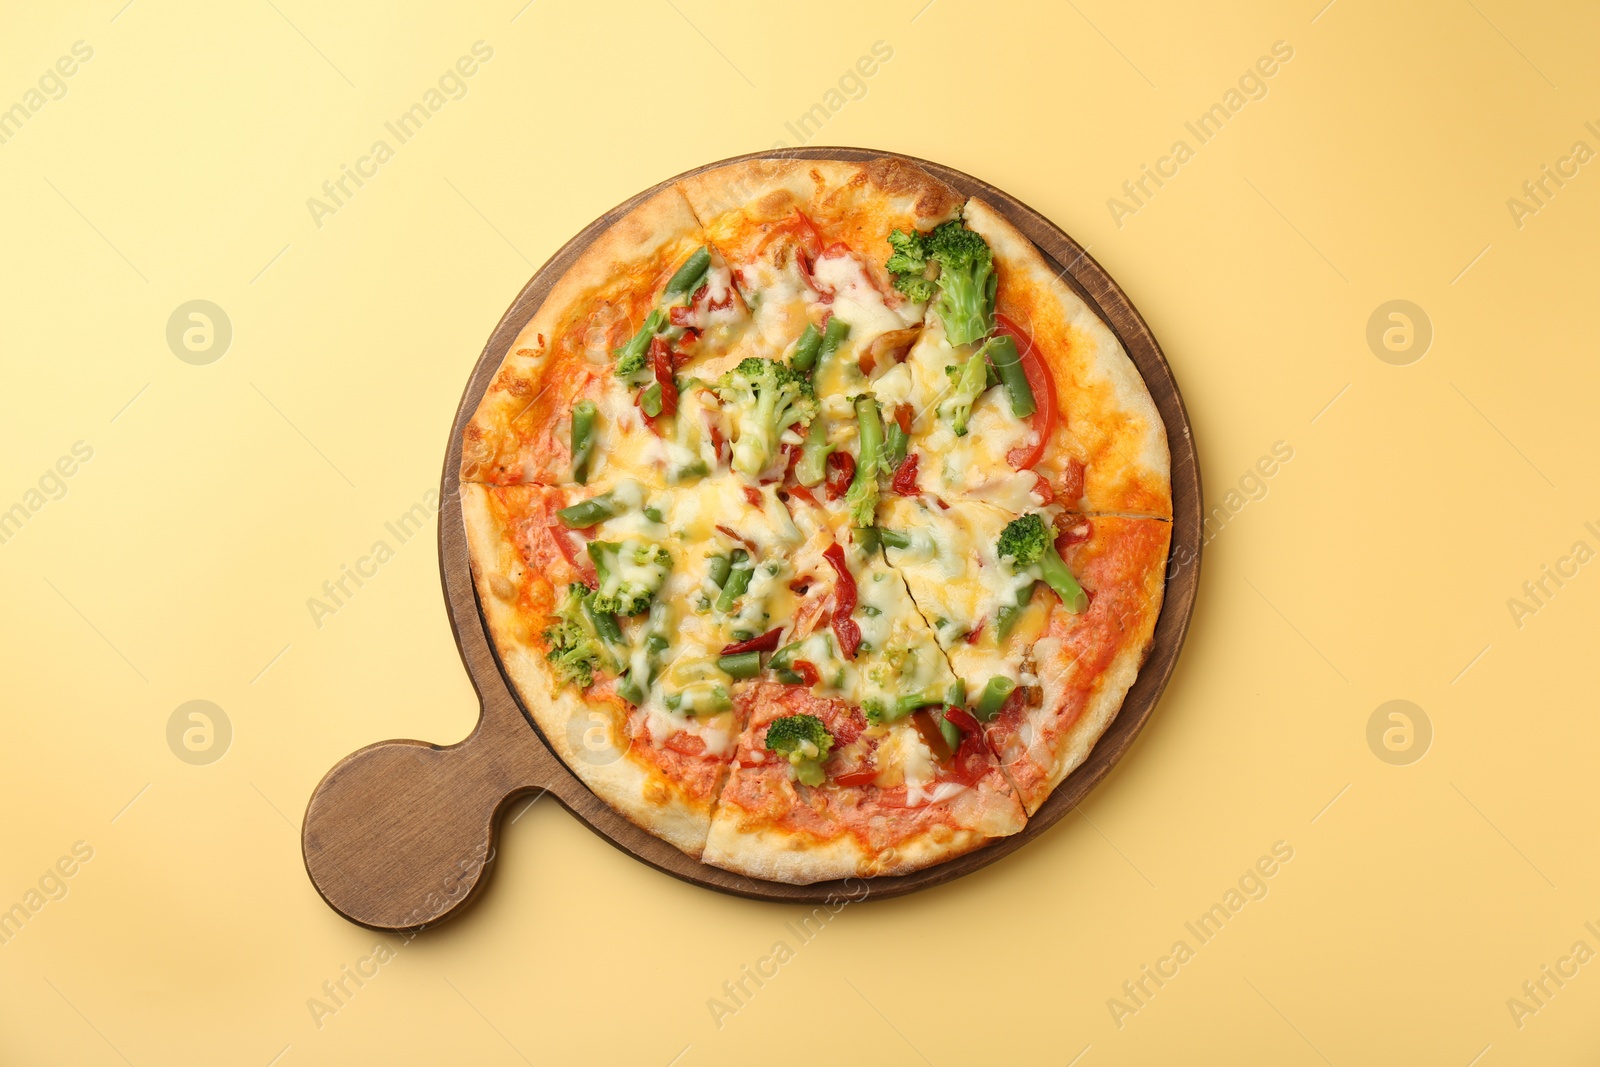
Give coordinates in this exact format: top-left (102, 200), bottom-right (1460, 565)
top-left (459, 157), bottom-right (1171, 883)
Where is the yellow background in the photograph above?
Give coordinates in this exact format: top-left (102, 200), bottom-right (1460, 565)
top-left (2, 0), bottom-right (1597, 1063)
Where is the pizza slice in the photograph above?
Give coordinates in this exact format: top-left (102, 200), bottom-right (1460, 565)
top-left (875, 196), bottom-right (1171, 518)
top-left (881, 493), bottom-right (1169, 814)
top-left (460, 470), bottom-right (808, 855)
top-left (460, 185), bottom-right (750, 488)
top-left (700, 499), bottom-right (1026, 883)
top-left (675, 158), bottom-right (960, 398)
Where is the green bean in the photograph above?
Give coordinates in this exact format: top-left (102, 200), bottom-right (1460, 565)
top-left (975, 677), bottom-right (1016, 722)
top-left (878, 529), bottom-right (913, 550)
top-left (664, 246), bottom-right (711, 298)
top-left (718, 651), bottom-right (762, 679)
top-left (570, 400), bottom-right (598, 485)
top-left (938, 680), bottom-right (966, 750)
top-left (556, 494), bottom-right (619, 529)
top-left (996, 604), bottom-right (1019, 642)
top-left (639, 381), bottom-right (664, 418)
top-left (714, 549), bottom-right (753, 612)
top-left (789, 323), bottom-right (822, 373)
top-left (892, 689), bottom-right (945, 719)
top-left (818, 316), bottom-right (851, 367)
top-left (985, 335), bottom-right (1036, 418)
top-left (706, 553), bottom-right (731, 589)
top-left (795, 416), bottom-right (831, 487)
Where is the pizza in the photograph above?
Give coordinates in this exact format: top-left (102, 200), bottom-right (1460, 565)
top-left (459, 156), bottom-right (1171, 884)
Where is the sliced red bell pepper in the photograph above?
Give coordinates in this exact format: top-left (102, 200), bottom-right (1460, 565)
top-left (823, 543), bottom-right (861, 660)
top-left (721, 628), bottom-right (783, 656)
top-left (825, 451), bottom-right (855, 501)
top-left (942, 705), bottom-right (990, 786)
top-left (890, 453), bottom-right (920, 496)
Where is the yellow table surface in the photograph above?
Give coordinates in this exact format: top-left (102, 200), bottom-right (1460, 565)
top-left (3, 1), bottom-right (1597, 1063)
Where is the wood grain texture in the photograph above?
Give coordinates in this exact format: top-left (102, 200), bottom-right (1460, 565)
top-left (301, 147), bottom-right (1202, 931)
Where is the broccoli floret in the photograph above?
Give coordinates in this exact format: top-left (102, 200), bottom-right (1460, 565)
top-left (996, 514), bottom-right (1089, 613)
top-left (764, 713), bottom-right (835, 786)
top-left (940, 344), bottom-right (992, 436)
top-left (924, 221), bottom-right (996, 345)
top-left (586, 539), bottom-right (672, 616)
top-left (543, 583), bottom-right (618, 688)
top-left (714, 357), bottom-right (819, 478)
top-left (885, 229), bottom-right (936, 303)
top-left (884, 221), bottom-right (996, 345)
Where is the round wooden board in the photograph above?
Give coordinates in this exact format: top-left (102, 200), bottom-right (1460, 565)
top-left (301, 147), bottom-right (1203, 931)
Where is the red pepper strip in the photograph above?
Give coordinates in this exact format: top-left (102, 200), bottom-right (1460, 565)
top-left (707, 286), bottom-right (734, 312)
top-left (668, 303), bottom-right (695, 327)
top-left (944, 704), bottom-right (981, 734)
top-left (832, 767), bottom-right (878, 787)
top-left (823, 543), bottom-right (861, 660)
top-left (1031, 476), bottom-right (1055, 506)
top-left (964, 619), bottom-right (984, 645)
top-left (942, 705), bottom-right (990, 786)
top-left (650, 337), bottom-right (678, 418)
top-left (548, 520), bottom-right (596, 588)
top-left (765, 443), bottom-right (802, 485)
top-left (742, 485), bottom-right (764, 508)
top-left (721, 628), bottom-right (783, 656)
top-left (786, 484), bottom-right (818, 507)
top-left (890, 453), bottom-right (920, 496)
top-left (716, 523), bottom-right (755, 549)
top-left (671, 328), bottom-right (699, 368)
top-left (995, 313), bottom-right (1057, 470)
top-left (893, 403), bottom-right (913, 435)
top-left (708, 421), bottom-right (729, 466)
top-left (833, 617), bottom-right (861, 661)
top-left (790, 660), bottom-right (820, 686)
top-left (825, 451), bottom-right (855, 501)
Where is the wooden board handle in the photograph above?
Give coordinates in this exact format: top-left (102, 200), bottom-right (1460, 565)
top-left (301, 712), bottom-right (546, 931)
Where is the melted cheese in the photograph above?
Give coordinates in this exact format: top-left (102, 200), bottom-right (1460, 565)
top-left (880, 495), bottom-right (1044, 692)
top-left (811, 251), bottom-right (919, 336)
top-left (870, 315), bottom-right (958, 423)
top-left (873, 723), bottom-right (936, 791)
top-left (811, 251), bottom-right (921, 403)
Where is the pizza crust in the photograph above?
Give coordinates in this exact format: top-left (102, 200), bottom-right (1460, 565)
top-left (678, 157), bottom-right (963, 301)
top-left (703, 818), bottom-right (1003, 885)
top-left (677, 156), bottom-right (962, 234)
top-left (962, 197), bottom-right (1172, 518)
